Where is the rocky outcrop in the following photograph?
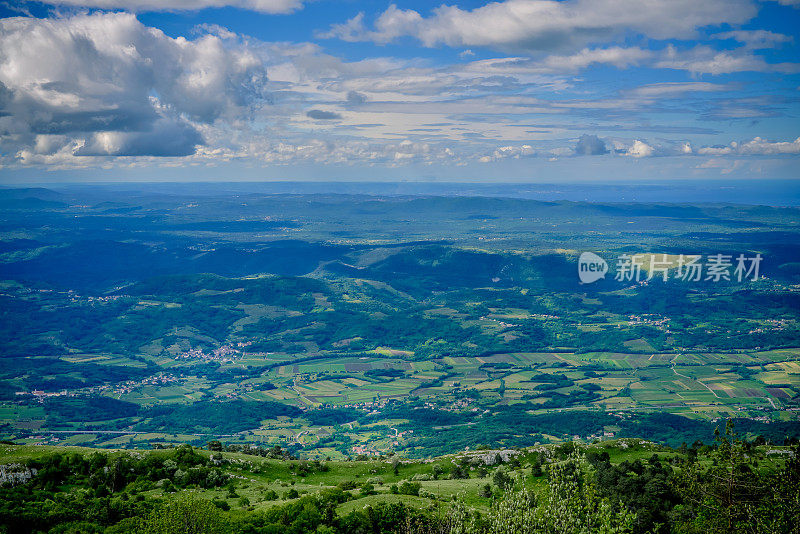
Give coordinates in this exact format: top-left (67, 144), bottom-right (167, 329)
top-left (0, 463), bottom-right (37, 487)
top-left (461, 449), bottom-right (521, 466)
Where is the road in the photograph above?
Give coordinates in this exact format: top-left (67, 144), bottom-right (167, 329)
top-left (671, 356), bottom-right (720, 399)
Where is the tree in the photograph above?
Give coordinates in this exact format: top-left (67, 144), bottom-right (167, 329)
top-left (754, 443), bottom-right (800, 533)
top-left (398, 481), bottom-right (421, 496)
top-left (492, 467), bottom-right (512, 491)
top-left (676, 420), bottom-right (777, 534)
top-left (451, 464), bottom-right (469, 479)
top-left (443, 499), bottom-right (483, 534)
top-left (138, 496), bottom-right (227, 534)
top-left (531, 453), bottom-right (636, 533)
top-left (433, 465), bottom-right (443, 480)
top-left (456, 453), bottom-right (637, 534)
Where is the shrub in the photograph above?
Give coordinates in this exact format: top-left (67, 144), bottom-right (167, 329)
top-left (398, 481), bottom-right (421, 496)
top-left (141, 496), bottom-right (228, 533)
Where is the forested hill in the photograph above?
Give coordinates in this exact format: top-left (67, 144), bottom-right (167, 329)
top-left (0, 426), bottom-right (797, 533)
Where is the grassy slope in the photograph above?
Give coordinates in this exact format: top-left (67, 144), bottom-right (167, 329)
top-left (0, 439), bottom-right (694, 515)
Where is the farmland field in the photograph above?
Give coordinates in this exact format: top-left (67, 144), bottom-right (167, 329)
top-left (0, 185), bottom-right (798, 459)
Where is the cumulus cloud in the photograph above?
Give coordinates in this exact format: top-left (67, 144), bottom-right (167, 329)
top-left (227, 137), bottom-right (458, 166)
top-left (241, 134), bottom-right (800, 168)
top-left (0, 12), bottom-right (541, 168)
top-left (73, 117), bottom-right (203, 156)
top-left (321, 0), bottom-right (756, 54)
top-left (0, 12), bottom-right (268, 161)
top-left (604, 137), bottom-right (800, 158)
top-left (478, 144), bottom-right (537, 162)
top-left (698, 137), bottom-right (800, 156)
top-left (614, 139), bottom-right (698, 158)
top-left (3, 8), bottom-right (798, 174)
top-left (625, 140), bottom-right (655, 158)
top-left (38, 0), bottom-right (304, 14)
top-left (575, 134), bottom-right (608, 155)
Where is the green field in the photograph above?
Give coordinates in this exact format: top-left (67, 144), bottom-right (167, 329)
top-left (0, 432), bottom-right (795, 534)
top-left (0, 191), bottom-right (798, 457)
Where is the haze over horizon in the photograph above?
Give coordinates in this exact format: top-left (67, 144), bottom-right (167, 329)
top-left (0, 0), bottom-right (799, 184)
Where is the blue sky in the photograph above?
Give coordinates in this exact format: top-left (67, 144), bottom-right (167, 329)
top-left (0, 0), bottom-right (799, 183)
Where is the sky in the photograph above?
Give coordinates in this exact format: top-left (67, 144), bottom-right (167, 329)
top-left (0, 0), bottom-right (799, 183)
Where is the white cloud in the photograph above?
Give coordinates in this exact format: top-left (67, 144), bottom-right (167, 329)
top-left (0, 12), bottom-right (568, 168)
top-left (214, 136), bottom-right (459, 166)
top-left (540, 47), bottom-right (651, 72)
top-left (322, 0), bottom-right (756, 53)
top-left (713, 30), bottom-right (793, 49)
top-left (442, 47), bottom-right (650, 81)
top-left (609, 137), bottom-right (800, 158)
top-left (656, 44), bottom-right (800, 74)
top-left (3, 10), bottom-right (798, 173)
top-left (626, 140), bottom-right (655, 158)
top-left (628, 82), bottom-right (732, 97)
top-left (0, 12), bottom-right (268, 160)
top-left (698, 137), bottom-right (800, 156)
top-left (193, 23), bottom-right (239, 40)
top-left (39, 0), bottom-right (304, 14)
top-left (695, 157), bottom-right (746, 174)
top-left (478, 144), bottom-right (537, 162)
top-left (739, 137), bottom-right (800, 155)
top-left (0, 13), bottom-right (477, 168)
top-left (602, 137), bottom-right (800, 158)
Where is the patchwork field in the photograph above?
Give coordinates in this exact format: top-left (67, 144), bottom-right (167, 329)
top-left (1, 190), bottom-right (798, 458)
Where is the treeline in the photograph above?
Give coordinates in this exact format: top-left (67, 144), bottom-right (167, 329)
top-left (136, 399), bottom-right (302, 435)
top-left (127, 274), bottom-right (324, 312)
top-left (1, 428), bottom-right (797, 533)
top-left (0, 357), bottom-right (153, 391)
top-left (6, 257), bottom-right (799, 365)
top-left (0, 444), bottom-right (230, 532)
top-left (36, 397), bottom-right (304, 434)
top-left (379, 405), bottom-right (800, 455)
